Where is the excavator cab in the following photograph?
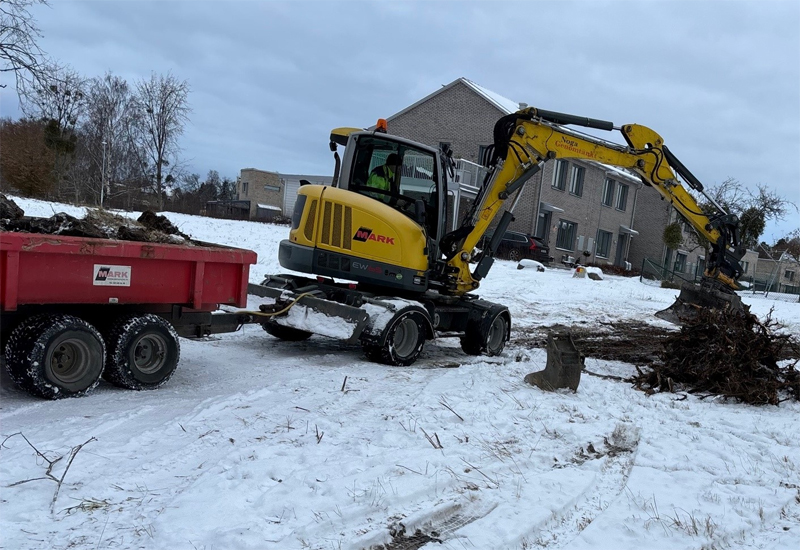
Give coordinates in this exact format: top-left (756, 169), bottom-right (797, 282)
top-left (278, 128), bottom-right (450, 293)
top-left (337, 132), bottom-right (445, 246)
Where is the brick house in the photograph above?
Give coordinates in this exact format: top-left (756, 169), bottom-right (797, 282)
top-left (753, 250), bottom-right (800, 293)
top-left (386, 77), bottom-right (651, 267)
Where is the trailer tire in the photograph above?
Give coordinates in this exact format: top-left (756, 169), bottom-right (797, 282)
top-left (461, 310), bottom-right (510, 357)
top-left (103, 315), bottom-right (180, 390)
top-left (363, 310), bottom-right (427, 366)
top-left (261, 321), bottom-right (313, 341)
top-left (4, 314), bottom-right (105, 399)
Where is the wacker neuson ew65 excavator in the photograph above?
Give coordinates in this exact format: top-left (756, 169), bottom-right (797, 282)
top-left (249, 107), bottom-right (747, 366)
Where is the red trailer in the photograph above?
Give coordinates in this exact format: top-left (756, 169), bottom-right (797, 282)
top-left (1, 232), bottom-right (258, 399)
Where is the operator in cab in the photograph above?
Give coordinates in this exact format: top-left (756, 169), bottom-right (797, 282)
top-left (365, 153), bottom-right (402, 202)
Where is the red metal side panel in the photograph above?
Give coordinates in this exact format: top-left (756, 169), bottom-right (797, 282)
top-left (0, 233), bottom-right (257, 311)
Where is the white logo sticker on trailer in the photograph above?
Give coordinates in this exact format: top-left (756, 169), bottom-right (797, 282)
top-left (93, 264), bottom-right (132, 286)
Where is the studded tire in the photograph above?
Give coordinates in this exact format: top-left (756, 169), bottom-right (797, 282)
top-left (103, 314), bottom-right (180, 390)
top-left (363, 310), bottom-right (428, 366)
top-left (4, 314), bottom-right (105, 399)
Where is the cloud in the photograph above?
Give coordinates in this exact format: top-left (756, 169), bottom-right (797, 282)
top-left (4, 0), bottom-right (799, 238)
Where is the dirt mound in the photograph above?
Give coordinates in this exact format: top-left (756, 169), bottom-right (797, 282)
top-left (0, 194), bottom-right (25, 220)
top-left (0, 194), bottom-right (191, 245)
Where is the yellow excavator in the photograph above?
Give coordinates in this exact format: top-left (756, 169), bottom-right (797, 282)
top-left (250, 107), bottom-right (747, 366)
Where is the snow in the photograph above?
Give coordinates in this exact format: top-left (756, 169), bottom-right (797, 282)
top-left (2, 196), bottom-right (800, 550)
top-left (517, 259), bottom-right (546, 271)
top-left (461, 78), bottom-right (522, 115)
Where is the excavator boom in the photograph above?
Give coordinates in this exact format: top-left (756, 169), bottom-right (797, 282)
top-left (443, 107), bottom-right (747, 321)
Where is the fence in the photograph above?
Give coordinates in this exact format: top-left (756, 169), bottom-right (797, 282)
top-left (740, 275), bottom-right (800, 296)
top-left (641, 257), bottom-right (800, 299)
top-left (640, 258), bottom-right (697, 286)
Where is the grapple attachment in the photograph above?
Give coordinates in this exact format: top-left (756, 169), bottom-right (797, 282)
top-left (655, 282), bottom-right (749, 325)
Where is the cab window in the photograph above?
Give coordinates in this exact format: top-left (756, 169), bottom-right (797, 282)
top-left (350, 136), bottom-right (439, 235)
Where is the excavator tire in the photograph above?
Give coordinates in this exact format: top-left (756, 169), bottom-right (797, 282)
top-left (461, 310), bottom-right (510, 357)
top-left (362, 309), bottom-right (427, 366)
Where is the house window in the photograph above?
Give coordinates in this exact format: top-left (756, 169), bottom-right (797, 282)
top-left (596, 230), bottom-right (612, 258)
top-left (674, 252), bottom-right (687, 273)
top-left (569, 166), bottom-right (584, 197)
top-left (552, 160), bottom-right (568, 191)
top-left (615, 183), bottom-right (629, 211)
top-left (698, 256), bottom-right (707, 277)
top-left (786, 270), bottom-right (796, 282)
top-left (602, 178), bottom-right (615, 206)
top-left (264, 184), bottom-right (281, 192)
top-left (741, 260), bottom-right (748, 274)
top-left (556, 219), bottom-right (577, 251)
top-left (242, 181), bottom-right (249, 196)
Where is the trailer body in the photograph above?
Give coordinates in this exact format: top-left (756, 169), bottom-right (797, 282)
top-left (1, 231), bottom-right (258, 399)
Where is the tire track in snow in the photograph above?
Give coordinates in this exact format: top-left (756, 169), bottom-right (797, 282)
top-left (517, 423), bottom-right (640, 549)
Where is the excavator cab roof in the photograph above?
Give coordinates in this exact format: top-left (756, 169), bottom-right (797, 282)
top-left (329, 127), bottom-right (362, 147)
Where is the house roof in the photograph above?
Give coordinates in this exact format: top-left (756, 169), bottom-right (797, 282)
top-left (386, 77), bottom-right (521, 122)
top-left (460, 78), bottom-right (521, 114)
top-left (386, 78), bottom-right (641, 183)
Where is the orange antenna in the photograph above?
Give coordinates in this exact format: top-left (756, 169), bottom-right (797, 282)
top-left (376, 119), bottom-right (388, 133)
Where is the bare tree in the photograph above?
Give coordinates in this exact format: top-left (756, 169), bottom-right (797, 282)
top-left (82, 72), bottom-right (136, 205)
top-left (682, 178), bottom-right (798, 251)
top-left (19, 64), bottom-right (86, 126)
top-left (0, 0), bottom-right (52, 90)
top-left (132, 71), bottom-right (190, 209)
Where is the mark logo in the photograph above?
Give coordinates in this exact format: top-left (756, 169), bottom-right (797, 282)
top-left (93, 264), bottom-right (131, 286)
top-left (353, 227), bottom-right (395, 245)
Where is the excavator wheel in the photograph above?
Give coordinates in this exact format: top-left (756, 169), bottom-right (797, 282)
top-left (362, 309), bottom-right (428, 366)
top-left (461, 310), bottom-right (510, 357)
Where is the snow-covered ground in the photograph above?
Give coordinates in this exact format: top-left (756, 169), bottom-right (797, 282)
top-left (2, 196), bottom-right (799, 550)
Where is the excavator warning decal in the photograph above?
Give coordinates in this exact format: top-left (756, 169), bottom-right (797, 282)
top-left (353, 227), bottom-right (395, 245)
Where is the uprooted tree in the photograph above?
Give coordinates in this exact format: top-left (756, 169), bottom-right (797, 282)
top-left (632, 307), bottom-right (799, 405)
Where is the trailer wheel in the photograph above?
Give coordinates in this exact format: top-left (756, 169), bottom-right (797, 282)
top-left (363, 310), bottom-right (427, 366)
top-left (4, 314), bottom-right (105, 399)
top-left (461, 311), bottom-right (509, 357)
top-left (104, 315), bottom-right (180, 390)
top-left (261, 321), bottom-right (313, 341)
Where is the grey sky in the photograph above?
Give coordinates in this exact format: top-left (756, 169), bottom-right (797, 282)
top-left (2, 0), bottom-right (798, 240)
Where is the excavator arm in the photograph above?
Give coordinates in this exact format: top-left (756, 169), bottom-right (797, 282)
top-left (442, 108), bottom-right (746, 317)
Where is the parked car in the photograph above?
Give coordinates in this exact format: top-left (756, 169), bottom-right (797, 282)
top-left (476, 230), bottom-right (552, 264)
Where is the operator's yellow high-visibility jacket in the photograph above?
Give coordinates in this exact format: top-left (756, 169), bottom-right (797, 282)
top-left (365, 164), bottom-right (396, 201)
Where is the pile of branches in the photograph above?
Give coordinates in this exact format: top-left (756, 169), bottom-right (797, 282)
top-left (632, 308), bottom-right (799, 405)
top-left (1, 194), bottom-right (191, 244)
